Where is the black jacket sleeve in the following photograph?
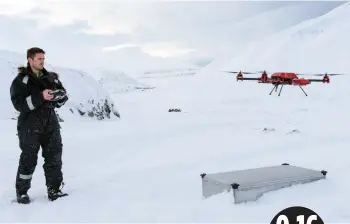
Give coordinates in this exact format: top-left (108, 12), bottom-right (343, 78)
top-left (10, 76), bottom-right (45, 112)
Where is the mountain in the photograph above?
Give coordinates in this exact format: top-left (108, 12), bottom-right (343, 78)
top-left (0, 50), bottom-right (120, 121)
top-left (213, 1), bottom-right (344, 57)
top-left (89, 67), bottom-right (154, 94)
top-left (220, 2), bottom-right (350, 74)
top-left (140, 68), bottom-right (197, 79)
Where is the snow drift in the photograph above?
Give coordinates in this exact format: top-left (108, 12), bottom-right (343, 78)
top-left (0, 50), bottom-right (120, 121)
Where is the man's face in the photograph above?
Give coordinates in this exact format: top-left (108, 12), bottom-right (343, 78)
top-left (28, 53), bottom-right (45, 70)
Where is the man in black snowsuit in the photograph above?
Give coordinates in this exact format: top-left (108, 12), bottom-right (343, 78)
top-left (10, 47), bottom-right (69, 204)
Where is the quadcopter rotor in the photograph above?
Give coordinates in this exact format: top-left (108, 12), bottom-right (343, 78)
top-left (296, 73), bottom-right (344, 76)
top-left (222, 71), bottom-right (257, 74)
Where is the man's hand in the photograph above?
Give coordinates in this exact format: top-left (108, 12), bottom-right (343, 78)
top-left (43, 89), bottom-right (54, 100)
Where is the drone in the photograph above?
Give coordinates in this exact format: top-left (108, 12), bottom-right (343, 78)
top-left (224, 70), bottom-right (342, 96)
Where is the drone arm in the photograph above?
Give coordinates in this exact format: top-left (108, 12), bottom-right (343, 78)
top-left (237, 77), bottom-right (261, 81)
top-left (308, 78), bottom-right (330, 83)
top-left (241, 77), bottom-right (260, 80)
top-left (308, 79), bottom-right (324, 82)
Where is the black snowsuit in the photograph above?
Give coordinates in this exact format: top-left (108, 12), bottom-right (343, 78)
top-left (10, 65), bottom-right (68, 195)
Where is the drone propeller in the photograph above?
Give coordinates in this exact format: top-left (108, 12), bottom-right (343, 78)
top-left (257, 70), bottom-right (269, 74)
top-left (296, 73), bottom-right (345, 76)
top-left (222, 71), bottom-right (257, 74)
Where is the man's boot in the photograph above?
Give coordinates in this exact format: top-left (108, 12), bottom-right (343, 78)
top-left (16, 191), bottom-right (30, 204)
top-left (47, 183), bottom-right (68, 201)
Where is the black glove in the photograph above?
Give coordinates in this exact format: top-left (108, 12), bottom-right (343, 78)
top-left (49, 89), bottom-right (66, 101)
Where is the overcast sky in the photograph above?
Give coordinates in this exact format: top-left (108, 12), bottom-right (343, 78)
top-left (0, 0), bottom-right (344, 74)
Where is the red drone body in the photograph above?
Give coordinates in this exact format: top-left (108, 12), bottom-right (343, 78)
top-left (228, 70), bottom-right (335, 96)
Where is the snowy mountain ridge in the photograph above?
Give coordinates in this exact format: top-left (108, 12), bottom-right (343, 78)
top-left (220, 2), bottom-right (350, 74)
top-left (89, 67), bottom-right (154, 94)
top-left (139, 68), bottom-right (197, 80)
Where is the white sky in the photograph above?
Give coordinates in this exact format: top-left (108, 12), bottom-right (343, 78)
top-left (0, 0), bottom-right (344, 74)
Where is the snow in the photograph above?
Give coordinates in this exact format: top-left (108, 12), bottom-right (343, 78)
top-left (217, 1), bottom-right (343, 56)
top-left (89, 67), bottom-right (154, 94)
top-left (139, 68), bottom-right (197, 80)
top-left (221, 2), bottom-right (350, 74)
top-left (1, 2), bottom-right (350, 223)
top-left (1, 66), bottom-right (349, 222)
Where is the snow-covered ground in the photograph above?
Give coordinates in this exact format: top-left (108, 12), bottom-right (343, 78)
top-left (1, 2), bottom-right (350, 223)
top-left (1, 62), bottom-right (349, 222)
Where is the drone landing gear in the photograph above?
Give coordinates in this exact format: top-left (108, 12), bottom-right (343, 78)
top-left (269, 84), bottom-right (283, 96)
top-left (269, 84), bottom-right (308, 96)
top-left (299, 85), bottom-right (308, 96)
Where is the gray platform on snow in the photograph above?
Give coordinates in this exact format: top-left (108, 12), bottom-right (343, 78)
top-left (200, 163), bottom-right (327, 204)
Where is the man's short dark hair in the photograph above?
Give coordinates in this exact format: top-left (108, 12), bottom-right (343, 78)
top-left (27, 47), bottom-right (45, 59)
